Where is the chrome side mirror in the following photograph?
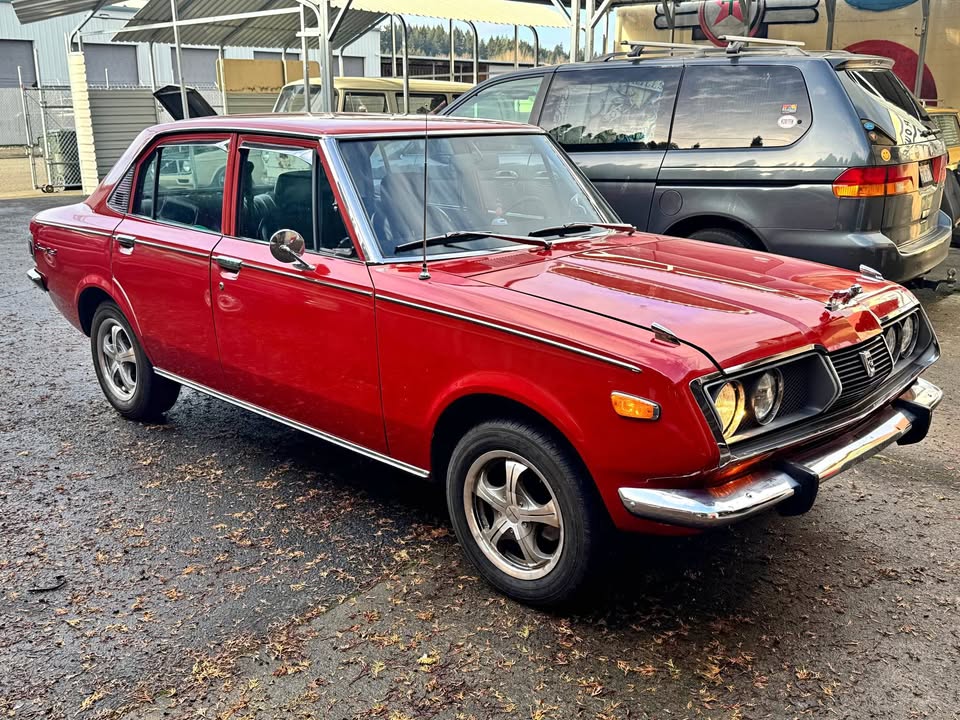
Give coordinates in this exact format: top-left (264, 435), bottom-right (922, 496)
top-left (269, 229), bottom-right (314, 271)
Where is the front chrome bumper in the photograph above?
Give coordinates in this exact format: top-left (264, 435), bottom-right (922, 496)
top-left (618, 377), bottom-right (942, 529)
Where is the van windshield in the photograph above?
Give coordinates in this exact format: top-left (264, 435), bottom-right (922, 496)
top-left (274, 84), bottom-right (339, 112)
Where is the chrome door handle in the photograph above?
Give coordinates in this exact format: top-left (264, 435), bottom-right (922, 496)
top-left (214, 255), bottom-right (243, 273)
top-left (116, 234), bottom-right (136, 249)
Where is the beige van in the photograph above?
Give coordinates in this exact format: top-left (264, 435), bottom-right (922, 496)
top-left (273, 77), bottom-right (473, 114)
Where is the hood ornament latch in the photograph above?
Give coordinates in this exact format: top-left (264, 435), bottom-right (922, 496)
top-left (651, 322), bottom-right (681, 345)
top-left (825, 284), bottom-right (863, 311)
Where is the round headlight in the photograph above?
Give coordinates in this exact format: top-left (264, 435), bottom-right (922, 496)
top-left (899, 314), bottom-right (918, 358)
top-left (713, 381), bottom-right (745, 438)
top-left (883, 325), bottom-right (900, 363)
top-left (751, 370), bottom-right (784, 425)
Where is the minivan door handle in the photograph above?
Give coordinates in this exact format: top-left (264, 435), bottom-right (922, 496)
top-left (116, 234), bottom-right (136, 249)
top-left (214, 255), bottom-right (243, 273)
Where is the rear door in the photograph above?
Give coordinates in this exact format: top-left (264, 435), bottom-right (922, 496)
top-left (838, 66), bottom-right (948, 246)
top-left (111, 134), bottom-right (230, 388)
top-left (537, 64), bottom-right (681, 230)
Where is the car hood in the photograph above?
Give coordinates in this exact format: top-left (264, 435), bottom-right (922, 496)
top-left (461, 235), bottom-right (915, 368)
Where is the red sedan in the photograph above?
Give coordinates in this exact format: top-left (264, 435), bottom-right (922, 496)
top-left (28, 115), bottom-right (942, 605)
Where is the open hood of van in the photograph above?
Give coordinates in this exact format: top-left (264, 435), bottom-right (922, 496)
top-left (154, 85), bottom-right (218, 121)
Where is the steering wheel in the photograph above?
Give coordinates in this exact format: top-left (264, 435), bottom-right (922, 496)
top-left (502, 196), bottom-right (543, 219)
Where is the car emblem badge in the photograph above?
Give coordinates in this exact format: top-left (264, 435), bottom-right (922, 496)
top-left (825, 284), bottom-right (864, 311)
top-left (859, 350), bottom-right (877, 378)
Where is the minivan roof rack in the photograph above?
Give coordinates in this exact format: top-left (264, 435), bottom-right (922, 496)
top-left (619, 39), bottom-right (705, 58)
top-left (720, 35), bottom-right (807, 55)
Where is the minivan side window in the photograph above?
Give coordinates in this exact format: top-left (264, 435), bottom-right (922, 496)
top-left (343, 92), bottom-right (387, 113)
top-left (540, 67), bottom-right (680, 151)
top-left (671, 66), bottom-right (812, 150)
top-left (448, 76), bottom-right (543, 123)
top-left (131, 140), bottom-right (228, 232)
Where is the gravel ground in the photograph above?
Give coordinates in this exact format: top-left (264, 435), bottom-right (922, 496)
top-left (2, 196), bottom-right (959, 720)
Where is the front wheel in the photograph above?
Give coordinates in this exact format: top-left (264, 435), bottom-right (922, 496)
top-left (446, 420), bottom-right (606, 606)
top-left (91, 302), bottom-right (180, 421)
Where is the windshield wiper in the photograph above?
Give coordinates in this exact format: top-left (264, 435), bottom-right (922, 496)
top-left (527, 222), bottom-right (637, 238)
top-left (394, 231), bottom-right (554, 253)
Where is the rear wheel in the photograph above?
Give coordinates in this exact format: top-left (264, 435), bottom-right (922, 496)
top-left (688, 227), bottom-right (760, 250)
top-left (91, 302), bottom-right (180, 420)
top-left (446, 419), bottom-right (605, 606)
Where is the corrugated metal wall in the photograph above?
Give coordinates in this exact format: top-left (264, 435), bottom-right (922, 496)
top-left (224, 93), bottom-right (277, 115)
top-left (88, 89), bottom-right (157, 178)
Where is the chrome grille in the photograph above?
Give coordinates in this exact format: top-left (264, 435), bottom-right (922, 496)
top-left (828, 335), bottom-right (894, 410)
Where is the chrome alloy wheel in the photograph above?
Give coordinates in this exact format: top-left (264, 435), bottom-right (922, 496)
top-left (463, 450), bottom-right (564, 580)
top-left (96, 319), bottom-right (138, 401)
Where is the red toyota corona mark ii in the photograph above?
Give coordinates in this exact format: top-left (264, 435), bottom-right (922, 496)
top-left (28, 115), bottom-right (942, 605)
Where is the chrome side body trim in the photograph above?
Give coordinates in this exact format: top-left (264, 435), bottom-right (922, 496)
top-left (36, 221), bottom-right (113, 238)
top-left (133, 238), bottom-right (210, 258)
top-left (377, 294), bottom-right (643, 374)
top-left (619, 377), bottom-right (942, 529)
top-left (153, 369), bottom-right (430, 478)
top-left (240, 260), bottom-right (374, 296)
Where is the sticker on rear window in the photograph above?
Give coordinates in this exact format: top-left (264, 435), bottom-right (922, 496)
top-left (781, 103), bottom-right (798, 114)
top-left (778, 115), bottom-right (799, 129)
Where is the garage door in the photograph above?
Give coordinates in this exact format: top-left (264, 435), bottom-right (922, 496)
top-left (0, 39), bottom-right (36, 88)
top-left (85, 44), bottom-right (140, 86)
top-left (171, 47), bottom-right (219, 86)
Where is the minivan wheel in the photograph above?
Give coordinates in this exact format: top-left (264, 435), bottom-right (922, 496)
top-left (91, 302), bottom-right (180, 420)
top-left (688, 227), bottom-right (760, 250)
top-left (446, 419), bottom-right (605, 606)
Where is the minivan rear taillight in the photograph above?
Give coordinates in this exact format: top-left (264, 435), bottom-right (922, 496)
top-left (833, 163), bottom-right (919, 198)
top-left (932, 154), bottom-right (947, 184)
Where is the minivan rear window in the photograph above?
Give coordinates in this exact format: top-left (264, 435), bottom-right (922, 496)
top-left (670, 65), bottom-right (812, 149)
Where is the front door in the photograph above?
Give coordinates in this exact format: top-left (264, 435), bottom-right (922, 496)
top-left (211, 136), bottom-right (386, 453)
top-left (112, 134), bottom-right (230, 387)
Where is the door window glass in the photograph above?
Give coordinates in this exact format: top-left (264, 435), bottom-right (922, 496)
top-left (541, 67), bottom-right (680, 151)
top-left (447, 76), bottom-right (543, 123)
top-left (131, 140), bottom-right (228, 232)
top-left (671, 66), bottom-right (812, 149)
top-left (409, 93), bottom-right (447, 114)
top-left (235, 145), bottom-right (351, 255)
top-left (342, 92), bottom-right (387, 113)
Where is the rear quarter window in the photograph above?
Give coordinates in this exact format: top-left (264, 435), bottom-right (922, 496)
top-left (670, 65), bottom-right (812, 149)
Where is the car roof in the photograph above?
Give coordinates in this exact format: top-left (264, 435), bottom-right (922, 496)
top-left (148, 113), bottom-right (542, 137)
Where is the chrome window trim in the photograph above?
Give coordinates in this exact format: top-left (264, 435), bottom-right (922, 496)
top-left (36, 221), bottom-right (113, 238)
top-left (239, 260), bottom-right (373, 297)
top-left (154, 368), bottom-right (429, 478)
top-left (377, 294), bottom-right (643, 374)
top-left (328, 126), bottom-right (546, 140)
top-left (320, 136), bottom-right (384, 264)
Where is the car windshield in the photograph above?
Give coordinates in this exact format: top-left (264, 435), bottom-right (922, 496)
top-left (337, 133), bottom-right (615, 259)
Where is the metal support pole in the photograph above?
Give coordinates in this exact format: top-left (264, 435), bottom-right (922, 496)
top-left (148, 42), bottom-right (160, 122)
top-left (33, 46), bottom-right (52, 186)
top-left (824, 0), bottom-right (836, 51)
top-left (584, 0), bottom-right (595, 60)
top-left (394, 14), bottom-right (409, 113)
top-left (316, 0), bottom-right (334, 112)
top-left (529, 26), bottom-right (540, 67)
top-left (300, 6), bottom-right (310, 111)
top-left (914, 0), bottom-right (931, 98)
top-left (218, 46), bottom-right (228, 114)
top-left (450, 19), bottom-right (455, 81)
top-left (514, 25), bottom-right (520, 69)
top-left (18, 66), bottom-right (39, 190)
top-left (390, 15), bottom-right (397, 77)
top-left (570, 0), bottom-right (581, 62)
top-left (602, 8), bottom-right (610, 55)
top-left (169, 0), bottom-right (189, 120)
top-left (467, 20), bottom-right (479, 84)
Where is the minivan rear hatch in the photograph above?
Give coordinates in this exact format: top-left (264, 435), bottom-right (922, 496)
top-left (835, 59), bottom-right (947, 246)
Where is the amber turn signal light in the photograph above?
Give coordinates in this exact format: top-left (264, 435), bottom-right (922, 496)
top-left (611, 392), bottom-right (660, 420)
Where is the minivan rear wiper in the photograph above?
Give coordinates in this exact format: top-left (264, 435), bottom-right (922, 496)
top-left (527, 222), bottom-right (637, 238)
top-left (394, 231), bottom-right (554, 253)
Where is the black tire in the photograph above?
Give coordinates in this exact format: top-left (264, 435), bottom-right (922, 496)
top-left (446, 419), bottom-right (606, 607)
top-left (688, 227), bottom-right (761, 250)
top-left (90, 301), bottom-right (180, 421)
